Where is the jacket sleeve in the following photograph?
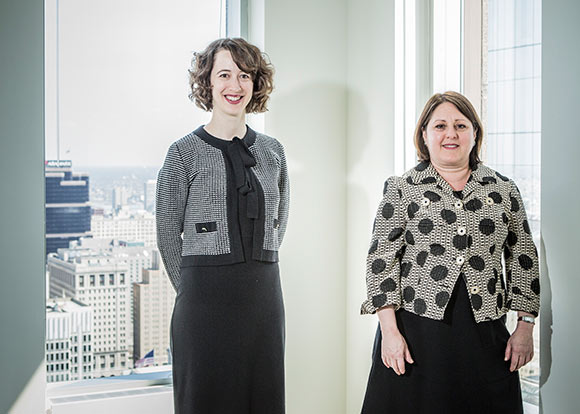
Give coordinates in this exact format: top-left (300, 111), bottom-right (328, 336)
top-left (276, 141), bottom-right (290, 245)
top-left (361, 176), bottom-right (406, 314)
top-left (503, 179), bottom-right (540, 316)
top-left (156, 143), bottom-right (189, 292)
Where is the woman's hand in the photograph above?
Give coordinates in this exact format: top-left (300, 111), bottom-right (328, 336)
top-left (381, 327), bottom-right (414, 375)
top-left (504, 320), bottom-right (534, 372)
top-left (376, 305), bottom-right (414, 375)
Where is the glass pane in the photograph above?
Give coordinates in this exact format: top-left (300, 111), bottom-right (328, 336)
top-left (44, 0), bottom-right (222, 384)
top-left (486, 0), bottom-right (541, 410)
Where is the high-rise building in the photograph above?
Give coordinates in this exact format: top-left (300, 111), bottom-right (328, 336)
top-left (77, 238), bottom-right (154, 286)
top-left (48, 244), bottom-right (130, 377)
top-left (91, 210), bottom-right (156, 247)
top-left (143, 179), bottom-right (157, 212)
top-left (46, 297), bottom-right (94, 383)
top-left (133, 251), bottom-right (175, 367)
top-left (79, 238), bottom-right (155, 358)
top-left (112, 186), bottom-right (129, 211)
top-left (48, 237), bottom-right (155, 365)
top-left (45, 160), bottom-right (91, 255)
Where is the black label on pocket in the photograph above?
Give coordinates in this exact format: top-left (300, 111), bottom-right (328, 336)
top-left (195, 221), bottom-right (217, 233)
top-left (273, 219), bottom-right (280, 229)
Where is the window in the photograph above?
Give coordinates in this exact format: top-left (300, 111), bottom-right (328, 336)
top-left (485, 0), bottom-right (541, 409)
top-left (44, 0), bottom-right (228, 390)
top-left (394, 1), bottom-right (541, 409)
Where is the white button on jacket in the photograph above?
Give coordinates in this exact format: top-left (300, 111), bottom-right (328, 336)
top-left (362, 162), bottom-right (540, 323)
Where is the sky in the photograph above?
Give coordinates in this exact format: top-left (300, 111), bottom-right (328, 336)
top-left (45, 0), bottom-right (223, 167)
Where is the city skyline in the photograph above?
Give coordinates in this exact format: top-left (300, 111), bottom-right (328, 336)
top-left (45, 156), bottom-right (170, 382)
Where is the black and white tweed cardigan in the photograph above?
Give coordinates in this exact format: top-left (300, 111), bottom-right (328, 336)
top-left (361, 161), bottom-right (540, 322)
top-left (156, 126), bottom-right (289, 291)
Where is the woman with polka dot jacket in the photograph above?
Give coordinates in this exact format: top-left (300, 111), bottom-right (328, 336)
top-left (360, 91), bottom-right (539, 413)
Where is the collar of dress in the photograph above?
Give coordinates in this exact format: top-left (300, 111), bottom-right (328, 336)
top-left (404, 161), bottom-right (510, 197)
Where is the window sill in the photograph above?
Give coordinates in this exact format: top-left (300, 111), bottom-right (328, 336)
top-left (46, 367), bottom-right (173, 414)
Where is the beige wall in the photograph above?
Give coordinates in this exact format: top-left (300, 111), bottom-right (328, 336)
top-left (345, 1), bottom-right (397, 412)
top-left (260, 1), bottom-right (348, 412)
top-left (257, 1), bottom-right (398, 412)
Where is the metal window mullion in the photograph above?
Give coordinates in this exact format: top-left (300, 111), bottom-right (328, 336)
top-left (226, 0), bottom-right (248, 38)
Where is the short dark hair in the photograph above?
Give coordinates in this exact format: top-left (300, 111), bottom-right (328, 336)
top-left (188, 38), bottom-right (274, 114)
top-left (414, 91), bottom-right (484, 169)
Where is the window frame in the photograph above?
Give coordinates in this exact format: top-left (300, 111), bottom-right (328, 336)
top-left (44, 0), bottom-right (237, 409)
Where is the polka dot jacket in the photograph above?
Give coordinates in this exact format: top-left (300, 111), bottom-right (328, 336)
top-left (361, 161), bottom-right (540, 322)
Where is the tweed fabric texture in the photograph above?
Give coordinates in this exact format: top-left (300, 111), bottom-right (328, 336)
top-left (156, 128), bottom-right (289, 291)
top-left (361, 162), bottom-right (540, 323)
top-left (249, 134), bottom-right (289, 250)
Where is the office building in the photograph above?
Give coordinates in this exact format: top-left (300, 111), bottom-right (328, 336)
top-left (143, 179), bottom-right (156, 212)
top-left (91, 210), bottom-right (156, 247)
top-left (45, 160), bottom-right (91, 255)
top-left (48, 244), bottom-right (130, 377)
top-left (46, 297), bottom-right (94, 383)
top-left (112, 186), bottom-right (129, 211)
top-left (133, 252), bottom-right (175, 367)
top-left (48, 237), bottom-right (155, 362)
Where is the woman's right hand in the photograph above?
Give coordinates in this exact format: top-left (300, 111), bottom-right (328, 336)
top-left (380, 326), bottom-right (414, 375)
top-left (377, 305), bottom-right (414, 375)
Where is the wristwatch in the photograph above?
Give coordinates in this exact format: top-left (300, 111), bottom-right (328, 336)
top-left (517, 315), bottom-right (535, 325)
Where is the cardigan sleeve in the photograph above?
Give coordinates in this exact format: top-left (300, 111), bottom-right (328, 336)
top-left (361, 176), bottom-right (407, 314)
top-left (503, 179), bottom-right (540, 316)
top-left (276, 141), bottom-right (290, 245)
top-left (156, 142), bottom-right (189, 291)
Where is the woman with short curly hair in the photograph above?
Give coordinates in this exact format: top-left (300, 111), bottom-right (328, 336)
top-left (157, 38), bottom-right (289, 414)
top-left (188, 37), bottom-right (274, 114)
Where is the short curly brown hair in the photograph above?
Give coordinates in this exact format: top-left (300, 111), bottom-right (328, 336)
top-left (188, 38), bottom-right (274, 114)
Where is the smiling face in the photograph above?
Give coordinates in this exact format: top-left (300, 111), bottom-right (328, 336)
top-left (210, 49), bottom-right (253, 117)
top-left (422, 102), bottom-right (476, 170)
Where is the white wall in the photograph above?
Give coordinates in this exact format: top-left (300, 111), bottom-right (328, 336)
top-left (259, 1), bottom-right (403, 412)
top-left (540, 1), bottom-right (580, 412)
top-left (260, 1), bottom-right (348, 412)
top-left (345, 1), bottom-right (397, 412)
top-left (260, 1), bottom-right (401, 412)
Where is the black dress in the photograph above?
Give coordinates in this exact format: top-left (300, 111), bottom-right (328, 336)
top-left (361, 277), bottom-right (523, 414)
top-left (170, 135), bottom-right (285, 414)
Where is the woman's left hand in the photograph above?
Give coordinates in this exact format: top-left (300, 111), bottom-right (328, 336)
top-left (504, 322), bottom-right (534, 372)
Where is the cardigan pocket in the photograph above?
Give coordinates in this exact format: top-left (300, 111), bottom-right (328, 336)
top-left (195, 221), bottom-right (217, 233)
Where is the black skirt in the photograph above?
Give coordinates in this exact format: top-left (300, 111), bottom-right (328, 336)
top-left (171, 261), bottom-right (285, 414)
top-left (361, 277), bottom-right (523, 414)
